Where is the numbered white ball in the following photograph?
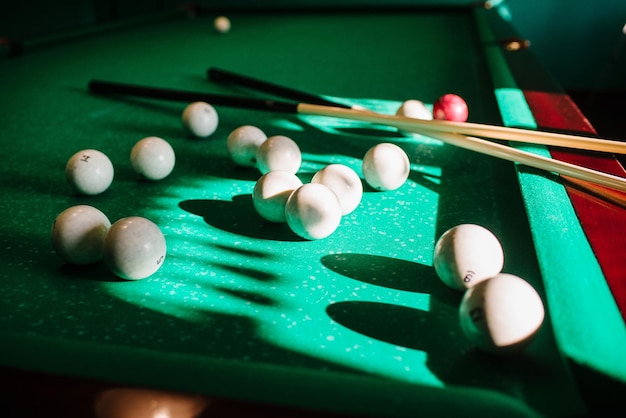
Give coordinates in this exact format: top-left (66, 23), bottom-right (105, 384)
top-left (433, 224), bottom-right (504, 291)
top-left (459, 273), bottom-right (545, 354)
top-left (311, 164), bottom-right (362, 215)
top-left (130, 136), bottom-right (175, 180)
top-left (103, 217), bottom-right (166, 280)
top-left (256, 135), bottom-right (301, 175)
top-left (285, 183), bottom-right (342, 240)
top-left (182, 101), bottom-right (219, 138)
top-left (51, 205), bottom-right (111, 265)
top-left (253, 171), bottom-right (303, 223)
top-left (227, 125), bottom-right (267, 167)
top-left (65, 149), bottom-right (114, 195)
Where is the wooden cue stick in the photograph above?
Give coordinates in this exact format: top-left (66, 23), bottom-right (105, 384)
top-left (382, 116), bottom-right (626, 154)
top-left (298, 103), bottom-right (626, 193)
top-left (562, 176), bottom-right (626, 209)
top-left (87, 79), bottom-right (626, 194)
top-left (299, 103), bottom-right (626, 153)
top-left (207, 67), bottom-right (626, 154)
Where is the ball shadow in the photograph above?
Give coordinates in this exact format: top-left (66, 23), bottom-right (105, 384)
top-left (179, 195), bottom-right (303, 241)
top-left (55, 261), bottom-right (125, 283)
top-left (322, 252), bottom-right (466, 356)
top-left (327, 301), bottom-right (433, 351)
top-left (321, 253), bottom-right (447, 296)
top-left (321, 251), bottom-right (556, 409)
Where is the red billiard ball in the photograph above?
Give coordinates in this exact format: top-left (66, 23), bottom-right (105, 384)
top-left (433, 94), bottom-right (469, 122)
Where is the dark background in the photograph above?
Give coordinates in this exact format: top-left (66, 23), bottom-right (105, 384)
top-left (1, 0), bottom-right (624, 138)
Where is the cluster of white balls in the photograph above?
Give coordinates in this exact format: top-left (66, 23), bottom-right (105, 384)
top-left (60, 138), bottom-right (175, 279)
top-left (51, 205), bottom-right (166, 280)
top-left (56, 101), bottom-right (215, 279)
top-left (226, 125), bottom-right (412, 240)
top-left (432, 223), bottom-right (545, 354)
top-left (395, 98), bottom-right (542, 354)
top-left (64, 101), bottom-right (219, 196)
top-left (65, 136), bottom-right (175, 196)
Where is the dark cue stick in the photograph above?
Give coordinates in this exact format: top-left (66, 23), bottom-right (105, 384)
top-left (88, 79), bottom-right (299, 113)
top-left (86, 79), bottom-right (626, 193)
top-left (208, 67), bottom-right (353, 109)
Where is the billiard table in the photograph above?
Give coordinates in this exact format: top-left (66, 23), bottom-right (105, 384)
top-left (1, 2), bottom-right (625, 417)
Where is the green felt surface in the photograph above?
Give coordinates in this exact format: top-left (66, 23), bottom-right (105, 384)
top-left (0, 7), bottom-right (596, 417)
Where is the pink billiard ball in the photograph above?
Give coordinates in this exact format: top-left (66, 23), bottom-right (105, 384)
top-left (433, 94), bottom-right (468, 122)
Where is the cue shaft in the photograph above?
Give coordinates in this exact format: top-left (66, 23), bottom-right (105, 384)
top-left (425, 130), bottom-right (626, 194)
top-left (299, 103), bottom-right (626, 154)
top-left (88, 79), bottom-right (299, 113)
top-left (207, 68), bottom-right (626, 154)
top-left (86, 80), bottom-right (626, 192)
top-left (391, 117), bottom-right (626, 154)
top-left (299, 103), bottom-right (626, 193)
top-left (208, 67), bottom-right (353, 109)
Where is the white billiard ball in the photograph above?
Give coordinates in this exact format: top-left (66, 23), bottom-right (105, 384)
top-left (103, 216), bottom-right (166, 280)
top-left (51, 205), bottom-right (111, 265)
top-left (130, 136), bottom-right (175, 180)
top-left (65, 149), bottom-right (114, 195)
top-left (226, 125), bottom-right (268, 167)
top-left (395, 100), bottom-right (432, 137)
top-left (256, 135), bottom-right (302, 175)
top-left (285, 183), bottom-right (342, 240)
top-left (252, 171), bottom-right (303, 223)
top-left (214, 16), bottom-right (231, 34)
top-left (182, 101), bottom-right (219, 138)
top-left (459, 273), bottom-right (545, 354)
top-left (362, 143), bottom-right (410, 191)
top-left (433, 224), bottom-right (504, 291)
top-left (395, 99), bottom-right (433, 120)
top-left (311, 164), bottom-right (362, 215)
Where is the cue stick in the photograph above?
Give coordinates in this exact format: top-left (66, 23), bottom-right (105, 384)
top-left (207, 67), bottom-right (626, 154)
top-left (298, 103), bottom-right (626, 193)
top-left (87, 79), bottom-right (626, 193)
top-left (387, 116), bottom-right (626, 154)
top-left (88, 79), bottom-right (299, 113)
top-left (208, 67), bottom-right (357, 109)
